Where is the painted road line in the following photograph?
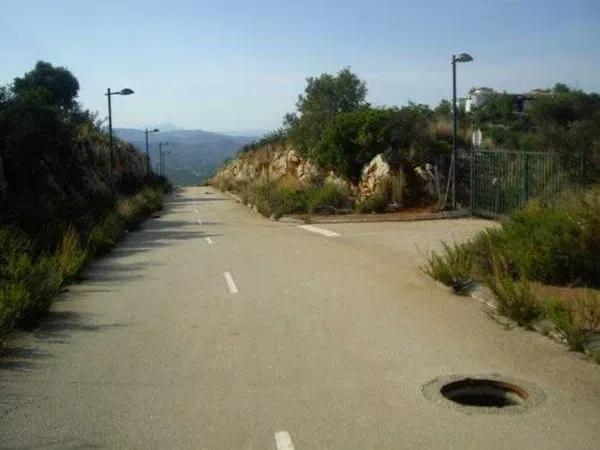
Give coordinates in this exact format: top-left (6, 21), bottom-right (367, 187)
top-left (205, 237), bottom-right (213, 245)
top-left (298, 224), bottom-right (340, 237)
top-left (223, 272), bottom-right (238, 294)
top-left (274, 431), bottom-right (294, 450)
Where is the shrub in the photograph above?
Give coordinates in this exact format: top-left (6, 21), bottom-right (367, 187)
top-left (544, 298), bottom-right (586, 350)
top-left (425, 188), bottom-right (600, 289)
top-left (57, 228), bottom-right (88, 282)
top-left (306, 183), bottom-right (352, 213)
top-left (422, 242), bottom-right (475, 294)
top-left (486, 272), bottom-right (542, 326)
top-left (0, 282), bottom-right (30, 338)
top-left (357, 193), bottom-right (388, 213)
top-left (24, 255), bottom-right (63, 319)
top-left (88, 213), bottom-right (124, 255)
top-left (573, 290), bottom-right (600, 333)
top-left (1, 252), bottom-right (63, 323)
top-left (270, 187), bottom-right (309, 217)
top-left (117, 187), bottom-right (164, 230)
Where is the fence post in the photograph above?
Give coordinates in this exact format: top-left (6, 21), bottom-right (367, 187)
top-left (523, 152), bottom-right (530, 203)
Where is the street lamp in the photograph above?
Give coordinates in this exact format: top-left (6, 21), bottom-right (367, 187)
top-left (158, 142), bottom-right (170, 177)
top-left (144, 128), bottom-right (160, 176)
top-left (451, 53), bottom-right (473, 209)
top-left (105, 87), bottom-right (134, 194)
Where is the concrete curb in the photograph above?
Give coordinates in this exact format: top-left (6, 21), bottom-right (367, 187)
top-left (216, 188), bottom-right (471, 225)
top-left (281, 208), bottom-right (470, 224)
top-left (433, 278), bottom-right (599, 361)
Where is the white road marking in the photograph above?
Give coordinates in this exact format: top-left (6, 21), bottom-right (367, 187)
top-left (223, 272), bottom-right (238, 294)
top-left (298, 224), bottom-right (340, 237)
top-left (274, 431), bottom-right (294, 450)
top-left (205, 237), bottom-right (213, 245)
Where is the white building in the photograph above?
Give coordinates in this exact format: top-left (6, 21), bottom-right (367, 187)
top-left (465, 87), bottom-right (495, 112)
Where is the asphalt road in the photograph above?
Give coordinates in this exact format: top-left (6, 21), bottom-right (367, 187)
top-left (1, 186), bottom-right (599, 449)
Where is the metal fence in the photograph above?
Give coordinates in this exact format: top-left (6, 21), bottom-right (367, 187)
top-left (469, 149), bottom-right (582, 218)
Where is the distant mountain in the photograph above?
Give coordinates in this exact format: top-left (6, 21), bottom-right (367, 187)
top-left (115, 128), bottom-right (258, 186)
top-left (216, 128), bottom-right (270, 138)
top-left (143, 122), bottom-right (182, 132)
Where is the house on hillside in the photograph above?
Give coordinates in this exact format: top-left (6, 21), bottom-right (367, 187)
top-left (465, 87), bottom-right (495, 112)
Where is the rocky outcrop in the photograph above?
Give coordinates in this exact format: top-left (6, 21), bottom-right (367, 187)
top-left (210, 143), bottom-right (322, 188)
top-left (358, 154), bottom-right (391, 200)
top-left (211, 144), bottom-right (410, 206)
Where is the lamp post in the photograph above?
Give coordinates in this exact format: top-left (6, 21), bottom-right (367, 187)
top-left (145, 128), bottom-right (160, 176)
top-left (451, 53), bottom-right (473, 209)
top-left (158, 142), bottom-right (170, 177)
top-left (105, 87), bottom-right (134, 194)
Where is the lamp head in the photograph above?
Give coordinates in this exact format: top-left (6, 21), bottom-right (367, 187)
top-left (455, 53), bottom-right (473, 63)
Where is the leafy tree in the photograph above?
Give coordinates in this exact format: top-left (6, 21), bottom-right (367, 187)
top-left (286, 68), bottom-right (367, 157)
top-left (315, 104), bottom-right (435, 181)
top-left (13, 61), bottom-right (79, 110)
top-left (434, 99), bottom-right (452, 118)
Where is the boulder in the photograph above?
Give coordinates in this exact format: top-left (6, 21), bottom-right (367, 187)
top-left (358, 154), bottom-right (391, 200)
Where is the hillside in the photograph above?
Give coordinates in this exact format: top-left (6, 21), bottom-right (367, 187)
top-left (115, 128), bottom-right (258, 186)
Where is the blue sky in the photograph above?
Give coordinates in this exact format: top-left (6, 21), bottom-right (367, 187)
top-left (2, 0), bottom-right (599, 131)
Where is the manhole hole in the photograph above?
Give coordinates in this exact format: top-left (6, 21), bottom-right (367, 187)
top-left (440, 378), bottom-right (527, 408)
top-left (423, 374), bottom-right (544, 413)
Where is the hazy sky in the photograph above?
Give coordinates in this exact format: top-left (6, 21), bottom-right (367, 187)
top-left (2, 0), bottom-right (599, 131)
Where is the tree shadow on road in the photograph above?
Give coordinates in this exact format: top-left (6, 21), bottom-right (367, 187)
top-left (0, 209), bottom-right (215, 376)
top-left (0, 311), bottom-right (129, 373)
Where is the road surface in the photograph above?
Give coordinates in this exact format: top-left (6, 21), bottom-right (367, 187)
top-left (1, 187), bottom-right (599, 449)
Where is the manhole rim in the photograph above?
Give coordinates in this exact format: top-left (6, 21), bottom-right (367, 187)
top-left (423, 373), bottom-right (545, 414)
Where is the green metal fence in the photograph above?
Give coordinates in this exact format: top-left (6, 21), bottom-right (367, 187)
top-left (470, 149), bottom-right (582, 218)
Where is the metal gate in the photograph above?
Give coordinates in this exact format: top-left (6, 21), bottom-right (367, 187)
top-left (470, 149), bottom-right (581, 218)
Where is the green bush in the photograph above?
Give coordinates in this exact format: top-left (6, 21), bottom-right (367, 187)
top-left (88, 213), bottom-right (124, 255)
top-left (422, 242), bottom-right (475, 294)
top-left (117, 187), bottom-right (164, 230)
top-left (306, 183), bottom-right (352, 213)
top-left (0, 282), bottom-right (30, 337)
top-left (58, 228), bottom-right (88, 282)
top-left (486, 272), bottom-right (542, 326)
top-left (271, 188), bottom-right (309, 217)
top-left (426, 188), bottom-right (600, 290)
top-left (1, 252), bottom-right (63, 324)
top-left (544, 299), bottom-right (586, 351)
top-left (356, 193), bottom-right (388, 213)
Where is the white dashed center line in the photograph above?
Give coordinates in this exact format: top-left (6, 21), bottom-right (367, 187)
top-left (223, 272), bottom-right (238, 294)
top-left (298, 224), bottom-right (339, 237)
top-left (274, 431), bottom-right (294, 450)
top-left (205, 237), bottom-right (213, 245)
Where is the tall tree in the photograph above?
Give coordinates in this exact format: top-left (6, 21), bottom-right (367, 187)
top-left (13, 61), bottom-right (79, 110)
top-left (285, 68), bottom-right (368, 157)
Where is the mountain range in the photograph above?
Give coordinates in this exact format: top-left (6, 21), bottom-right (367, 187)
top-left (115, 127), bottom-right (260, 185)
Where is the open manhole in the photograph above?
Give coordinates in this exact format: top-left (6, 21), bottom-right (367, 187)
top-left (423, 374), bottom-right (543, 413)
top-left (441, 378), bottom-right (527, 408)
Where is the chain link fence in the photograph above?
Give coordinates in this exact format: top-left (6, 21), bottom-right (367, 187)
top-left (469, 149), bottom-right (583, 218)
